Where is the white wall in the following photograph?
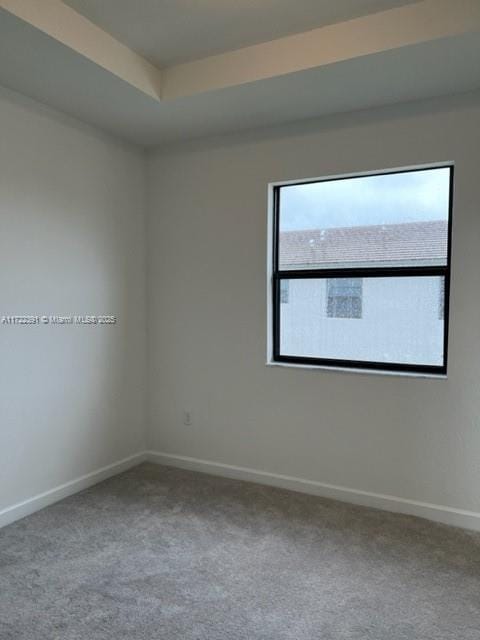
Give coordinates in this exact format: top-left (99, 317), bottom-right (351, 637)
top-left (147, 91), bottom-right (480, 515)
top-left (1, 84), bottom-right (479, 527)
top-left (0, 87), bottom-right (147, 513)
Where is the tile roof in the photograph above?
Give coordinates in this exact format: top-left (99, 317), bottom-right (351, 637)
top-left (279, 220), bottom-right (448, 268)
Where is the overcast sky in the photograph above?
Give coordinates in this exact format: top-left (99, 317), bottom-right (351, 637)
top-left (279, 167), bottom-right (450, 231)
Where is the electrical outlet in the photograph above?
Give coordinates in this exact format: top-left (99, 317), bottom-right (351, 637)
top-left (183, 410), bottom-right (192, 426)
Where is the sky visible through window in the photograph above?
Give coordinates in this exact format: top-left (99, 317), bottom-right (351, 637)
top-left (279, 167), bottom-right (450, 231)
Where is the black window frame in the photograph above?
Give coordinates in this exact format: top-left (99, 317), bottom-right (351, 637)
top-left (271, 165), bottom-right (454, 375)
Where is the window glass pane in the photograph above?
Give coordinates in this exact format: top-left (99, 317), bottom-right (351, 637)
top-left (278, 168), bottom-right (450, 270)
top-left (280, 276), bottom-right (445, 366)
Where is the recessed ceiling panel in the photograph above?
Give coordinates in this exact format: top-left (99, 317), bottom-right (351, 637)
top-left (63, 0), bottom-right (418, 66)
top-left (1, 2), bottom-right (479, 146)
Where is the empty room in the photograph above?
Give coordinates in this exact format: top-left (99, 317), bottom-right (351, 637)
top-left (1, 1), bottom-right (480, 638)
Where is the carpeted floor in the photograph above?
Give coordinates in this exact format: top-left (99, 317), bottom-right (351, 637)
top-left (1, 463), bottom-right (479, 640)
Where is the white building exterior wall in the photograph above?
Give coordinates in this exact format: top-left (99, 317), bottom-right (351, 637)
top-left (281, 276), bottom-right (444, 365)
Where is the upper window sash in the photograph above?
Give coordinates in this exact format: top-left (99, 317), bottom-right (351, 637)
top-left (275, 166), bottom-right (451, 274)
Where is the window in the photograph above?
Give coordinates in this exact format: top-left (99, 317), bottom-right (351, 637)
top-left (280, 280), bottom-right (289, 304)
top-left (271, 165), bottom-right (453, 374)
top-left (327, 278), bottom-right (362, 319)
top-left (439, 278), bottom-right (445, 320)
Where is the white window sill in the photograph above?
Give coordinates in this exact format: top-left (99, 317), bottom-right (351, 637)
top-left (266, 360), bottom-right (448, 380)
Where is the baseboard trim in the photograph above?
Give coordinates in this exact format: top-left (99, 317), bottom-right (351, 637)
top-left (0, 452), bottom-right (146, 529)
top-left (146, 451), bottom-right (480, 532)
top-left (3, 450), bottom-right (479, 533)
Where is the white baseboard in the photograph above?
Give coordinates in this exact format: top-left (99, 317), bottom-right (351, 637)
top-left (146, 450), bottom-right (480, 532)
top-left (0, 452), bottom-right (146, 529)
top-left (3, 450), bottom-right (479, 533)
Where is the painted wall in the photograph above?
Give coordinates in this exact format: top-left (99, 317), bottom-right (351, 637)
top-left (147, 92), bottom-right (480, 514)
top-left (1, 83), bottom-right (479, 524)
top-left (0, 87), bottom-right (147, 512)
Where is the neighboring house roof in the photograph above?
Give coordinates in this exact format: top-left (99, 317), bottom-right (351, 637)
top-left (279, 220), bottom-right (448, 269)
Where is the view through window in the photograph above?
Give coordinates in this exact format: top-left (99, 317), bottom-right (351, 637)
top-left (271, 166), bottom-right (453, 374)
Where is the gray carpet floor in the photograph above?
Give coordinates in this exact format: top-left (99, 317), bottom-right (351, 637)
top-left (1, 463), bottom-right (479, 640)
